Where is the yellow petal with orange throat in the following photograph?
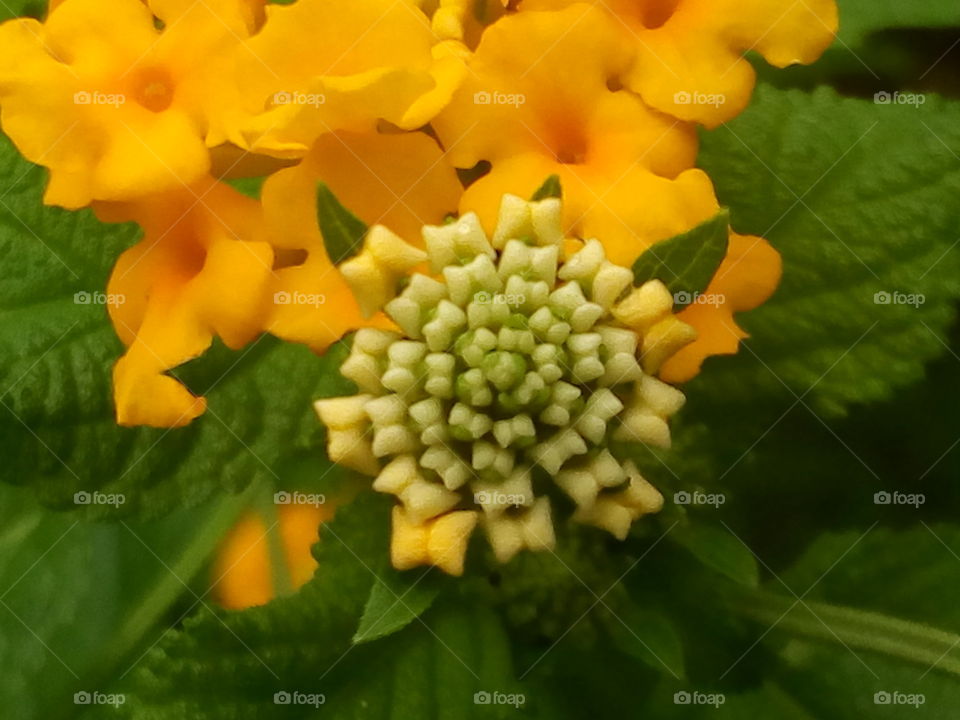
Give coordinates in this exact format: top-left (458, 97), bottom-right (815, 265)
top-left (0, 0), bottom-right (248, 207)
top-left (103, 180), bottom-right (274, 427)
top-left (260, 131), bottom-right (461, 350)
top-left (520, 0), bottom-right (837, 127)
top-left (223, 0), bottom-right (465, 156)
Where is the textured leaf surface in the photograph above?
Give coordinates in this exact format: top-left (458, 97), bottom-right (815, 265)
top-left (698, 86), bottom-right (960, 416)
top-left (632, 209), bottom-right (729, 305)
top-left (353, 566), bottom-right (444, 645)
top-left (120, 495), bottom-right (517, 719)
top-left (0, 135), bottom-right (352, 517)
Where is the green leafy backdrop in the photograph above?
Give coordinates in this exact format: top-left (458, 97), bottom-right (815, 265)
top-left (1, 0), bottom-right (959, 717)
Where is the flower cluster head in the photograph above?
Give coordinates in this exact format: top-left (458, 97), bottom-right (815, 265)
top-left (315, 193), bottom-right (694, 575)
top-left (0, 0), bottom-right (828, 429)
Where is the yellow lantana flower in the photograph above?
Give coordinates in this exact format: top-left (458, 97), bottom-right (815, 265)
top-left (102, 130), bottom-right (461, 427)
top-left (261, 130), bottom-right (463, 351)
top-left (0, 0), bottom-right (251, 208)
top-left (100, 177), bottom-right (275, 427)
top-left (432, 4), bottom-right (705, 267)
top-left (212, 502), bottom-right (331, 610)
top-left (218, 0), bottom-right (466, 157)
top-left (432, 5), bottom-right (780, 377)
top-left (520, 0), bottom-right (838, 127)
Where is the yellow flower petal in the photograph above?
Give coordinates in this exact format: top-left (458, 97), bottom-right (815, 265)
top-left (0, 0), bottom-right (249, 207)
top-left (211, 503), bottom-right (331, 610)
top-left (660, 233), bottom-right (782, 382)
top-left (222, 0), bottom-right (466, 155)
top-left (101, 179), bottom-right (274, 427)
top-left (521, 0), bottom-right (838, 126)
top-left (260, 130), bottom-right (462, 350)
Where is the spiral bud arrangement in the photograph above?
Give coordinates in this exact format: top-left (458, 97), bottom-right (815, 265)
top-left (316, 194), bottom-right (695, 575)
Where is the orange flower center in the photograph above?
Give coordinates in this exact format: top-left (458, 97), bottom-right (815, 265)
top-left (608, 0), bottom-right (681, 29)
top-left (132, 67), bottom-right (175, 113)
top-left (548, 123), bottom-right (588, 165)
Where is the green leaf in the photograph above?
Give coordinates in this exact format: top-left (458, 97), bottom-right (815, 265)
top-left (838, 0), bottom-right (960, 46)
top-left (0, 0), bottom-right (40, 21)
top-left (325, 601), bottom-right (518, 718)
top-left (631, 209), bottom-right (729, 305)
top-left (353, 566), bottom-right (444, 644)
top-left (726, 525), bottom-right (960, 717)
top-left (671, 523), bottom-right (759, 587)
top-left (698, 85), bottom-right (960, 416)
top-left (0, 483), bottom-right (251, 720)
top-left (530, 174), bottom-right (562, 201)
top-left (120, 494), bottom-right (393, 717)
top-left (225, 176), bottom-right (266, 199)
top-left (121, 494), bottom-right (519, 719)
top-left (316, 181), bottom-right (368, 265)
top-left (601, 601), bottom-right (686, 679)
top-left (0, 135), bottom-right (351, 518)
top-left (778, 524), bottom-right (960, 631)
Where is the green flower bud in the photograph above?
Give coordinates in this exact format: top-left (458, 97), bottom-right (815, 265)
top-left (316, 193), bottom-right (692, 571)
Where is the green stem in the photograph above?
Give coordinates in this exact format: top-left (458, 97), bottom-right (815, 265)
top-left (735, 590), bottom-right (960, 678)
